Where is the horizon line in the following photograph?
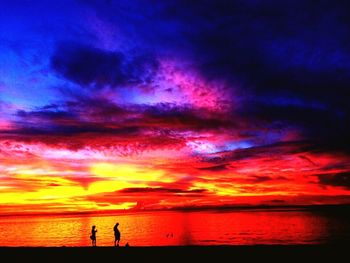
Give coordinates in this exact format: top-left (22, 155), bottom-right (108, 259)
top-left (1, 203), bottom-right (350, 218)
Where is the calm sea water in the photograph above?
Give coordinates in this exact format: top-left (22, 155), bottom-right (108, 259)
top-left (0, 209), bottom-right (349, 247)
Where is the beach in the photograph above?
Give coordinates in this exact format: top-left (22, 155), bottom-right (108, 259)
top-left (0, 245), bottom-right (347, 262)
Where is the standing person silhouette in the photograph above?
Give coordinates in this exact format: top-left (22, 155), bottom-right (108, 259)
top-left (90, 225), bottom-right (97, 247)
top-left (114, 222), bottom-right (121, 246)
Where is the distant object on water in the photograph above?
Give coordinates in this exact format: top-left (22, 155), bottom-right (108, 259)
top-left (166, 233), bottom-right (174, 238)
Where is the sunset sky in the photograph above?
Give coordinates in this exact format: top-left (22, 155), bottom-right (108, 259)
top-left (1, 0), bottom-right (350, 215)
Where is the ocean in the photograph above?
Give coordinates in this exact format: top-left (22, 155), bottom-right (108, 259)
top-left (0, 208), bottom-right (349, 247)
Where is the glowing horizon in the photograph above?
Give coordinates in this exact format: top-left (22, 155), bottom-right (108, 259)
top-left (1, 0), bottom-right (350, 215)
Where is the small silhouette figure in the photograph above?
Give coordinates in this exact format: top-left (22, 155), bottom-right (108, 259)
top-left (125, 242), bottom-right (130, 247)
top-left (90, 225), bottom-right (97, 247)
top-left (114, 222), bottom-right (121, 247)
top-left (166, 233), bottom-right (174, 238)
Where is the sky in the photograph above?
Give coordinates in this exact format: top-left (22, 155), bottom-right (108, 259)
top-left (1, 0), bottom-right (350, 215)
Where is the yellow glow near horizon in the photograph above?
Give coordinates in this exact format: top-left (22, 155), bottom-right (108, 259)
top-left (0, 168), bottom-right (143, 211)
top-left (88, 180), bottom-right (139, 193)
top-left (0, 162), bottom-right (179, 212)
top-left (90, 162), bottom-right (175, 183)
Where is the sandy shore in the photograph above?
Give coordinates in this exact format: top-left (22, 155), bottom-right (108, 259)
top-left (0, 245), bottom-right (347, 262)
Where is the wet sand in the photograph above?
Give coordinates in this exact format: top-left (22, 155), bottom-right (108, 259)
top-left (0, 245), bottom-right (347, 262)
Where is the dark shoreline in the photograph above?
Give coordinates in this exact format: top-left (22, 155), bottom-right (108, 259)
top-left (1, 245), bottom-right (347, 262)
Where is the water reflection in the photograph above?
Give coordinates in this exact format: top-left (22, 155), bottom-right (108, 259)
top-left (0, 209), bottom-right (349, 246)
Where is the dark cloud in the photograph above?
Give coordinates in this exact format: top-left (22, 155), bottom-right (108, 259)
top-left (118, 187), bottom-right (206, 194)
top-left (184, 0), bottom-right (350, 153)
top-left (318, 172), bottom-right (350, 189)
top-left (198, 164), bottom-right (228, 171)
top-left (320, 163), bottom-right (350, 172)
top-left (141, 103), bottom-right (236, 130)
top-left (204, 141), bottom-right (306, 164)
top-left (85, 0), bottom-right (350, 153)
top-left (249, 176), bottom-right (276, 183)
top-left (12, 98), bottom-right (235, 135)
top-left (88, 1), bottom-right (350, 91)
top-left (269, 199), bottom-right (286, 204)
top-left (51, 42), bottom-right (158, 88)
top-left (16, 109), bottom-right (75, 121)
top-left (14, 95), bottom-right (230, 123)
top-left (240, 98), bottom-right (350, 153)
top-left (0, 98), bottom-right (243, 154)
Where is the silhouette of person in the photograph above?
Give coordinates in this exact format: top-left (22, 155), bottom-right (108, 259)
top-left (114, 222), bottom-right (121, 247)
top-left (90, 225), bottom-right (97, 247)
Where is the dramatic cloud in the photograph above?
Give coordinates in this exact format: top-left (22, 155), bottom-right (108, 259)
top-left (0, 0), bottom-right (350, 214)
top-left (318, 172), bottom-right (350, 190)
top-left (51, 42), bottom-right (158, 89)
